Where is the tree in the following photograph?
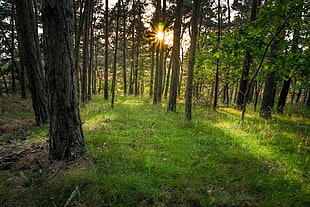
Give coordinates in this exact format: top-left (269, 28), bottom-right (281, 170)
top-left (43, 0), bottom-right (84, 160)
top-left (15, 0), bottom-right (49, 125)
top-left (111, 0), bottom-right (120, 109)
top-left (104, 0), bottom-right (109, 99)
top-left (213, 0), bottom-right (222, 110)
top-left (236, 0), bottom-right (259, 109)
top-left (185, 0), bottom-right (200, 120)
top-left (167, 0), bottom-right (184, 112)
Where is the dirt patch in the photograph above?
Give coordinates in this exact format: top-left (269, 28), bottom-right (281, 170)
top-left (0, 118), bottom-right (36, 134)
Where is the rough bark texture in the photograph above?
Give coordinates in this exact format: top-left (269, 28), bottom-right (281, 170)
top-left (167, 0), bottom-right (183, 112)
top-left (15, 0), bottom-right (49, 125)
top-left (185, 0), bottom-right (200, 120)
top-left (43, 0), bottom-right (84, 160)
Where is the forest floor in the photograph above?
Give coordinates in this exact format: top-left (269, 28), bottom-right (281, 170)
top-left (0, 95), bottom-right (309, 207)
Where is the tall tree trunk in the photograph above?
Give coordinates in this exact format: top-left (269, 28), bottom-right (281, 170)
top-left (236, 0), bottom-right (259, 109)
top-left (88, 1), bottom-right (94, 100)
top-left (11, 2), bottom-right (16, 94)
top-left (43, 0), bottom-right (84, 160)
top-left (153, 0), bottom-right (162, 104)
top-left (73, 0), bottom-right (85, 97)
top-left (111, 0), bottom-right (120, 108)
top-left (81, 0), bottom-right (90, 103)
top-left (149, 46), bottom-right (155, 98)
top-left (164, 55), bottom-right (172, 98)
top-left (260, 37), bottom-right (281, 118)
top-left (104, 0), bottom-right (109, 99)
top-left (185, 0), bottom-right (200, 120)
top-left (121, 0), bottom-right (127, 95)
top-left (134, 0), bottom-right (142, 97)
top-left (167, 0), bottom-right (183, 112)
top-left (213, 0), bottom-right (221, 110)
top-left (15, 0), bottom-right (49, 125)
top-left (15, 13), bottom-right (27, 99)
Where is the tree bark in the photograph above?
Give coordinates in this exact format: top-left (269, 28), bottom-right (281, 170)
top-left (260, 73), bottom-right (276, 118)
top-left (81, 0), bottom-right (90, 103)
top-left (104, 0), bottom-right (109, 99)
top-left (111, 0), bottom-right (120, 109)
top-left (15, 0), bottom-right (49, 125)
top-left (43, 0), bottom-right (84, 160)
top-left (277, 77), bottom-right (291, 113)
top-left (167, 0), bottom-right (183, 112)
top-left (185, 0), bottom-right (200, 120)
top-left (121, 0), bottom-right (127, 95)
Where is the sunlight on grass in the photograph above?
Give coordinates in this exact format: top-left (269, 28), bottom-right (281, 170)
top-left (211, 113), bottom-right (309, 189)
top-left (3, 96), bottom-right (308, 206)
top-left (122, 99), bottom-right (145, 105)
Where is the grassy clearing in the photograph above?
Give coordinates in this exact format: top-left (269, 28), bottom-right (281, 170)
top-left (0, 95), bottom-right (309, 206)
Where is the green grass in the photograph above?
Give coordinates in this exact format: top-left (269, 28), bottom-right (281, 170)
top-left (0, 95), bottom-right (309, 206)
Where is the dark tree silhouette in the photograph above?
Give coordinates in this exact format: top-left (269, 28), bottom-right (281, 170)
top-left (43, 0), bottom-right (84, 160)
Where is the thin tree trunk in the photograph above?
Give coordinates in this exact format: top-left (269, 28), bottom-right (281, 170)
top-left (88, 1), bottom-right (94, 100)
top-left (43, 0), bottom-right (84, 160)
top-left (81, 0), bottom-right (90, 103)
top-left (277, 77), bottom-right (291, 113)
top-left (15, 13), bottom-right (27, 99)
top-left (149, 46), bottom-right (155, 98)
top-left (185, 0), bottom-right (200, 120)
top-left (167, 0), bottom-right (183, 112)
top-left (15, 0), bottom-right (49, 125)
top-left (104, 0), bottom-right (109, 99)
top-left (121, 0), bottom-right (127, 95)
top-left (111, 0), bottom-right (120, 109)
top-left (213, 0), bottom-right (221, 110)
top-left (236, 0), bottom-right (259, 109)
top-left (11, 2), bottom-right (16, 94)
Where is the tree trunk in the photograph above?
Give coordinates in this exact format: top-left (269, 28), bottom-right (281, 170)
top-left (167, 0), bottom-right (183, 112)
top-left (43, 0), bottom-right (84, 160)
top-left (81, 0), bottom-right (90, 103)
top-left (185, 0), bottom-right (200, 120)
top-left (149, 46), bottom-right (155, 98)
top-left (295, 89), bottom-right (302, 104)
top-left (121, 0), bottom-right (127, 95)
top-left (260, 73), bottom-right (276, 118)
top-left (164, 55), bottom-right (172, 98)
top-left (277, 77), bottom-right (291, 113)
top-left (134, 0), bottom-right (142, 97)
top-left (104, 0), bottom-right (109, 99)
top-left (15, 12), bottom-right (27, 99)
top-left (15, 0), bottom-right (49, 125)
top-left (111, 0), bottom-right (120, 109)
top-left (87, 1), bottom-right (94, 100)
top-left (213, 0), bottom-right (221, 110)
top-left (306, 87), bottom-right (310, 108)
top-left (11, 3), bottom-right (16, 94)
top-left (236, 0), bottom-right (259, 109)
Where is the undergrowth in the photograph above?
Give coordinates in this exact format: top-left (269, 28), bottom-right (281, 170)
top-left (0, 95), bottom-right (309, 206)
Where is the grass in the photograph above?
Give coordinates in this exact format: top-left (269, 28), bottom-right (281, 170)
top-left (0, 95), bottom-right (309, 206)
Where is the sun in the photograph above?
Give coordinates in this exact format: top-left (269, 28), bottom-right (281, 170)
top-left (148, 22), bottom-right (173, 47)
top-left (155, 31), bottom-right (165, 41)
